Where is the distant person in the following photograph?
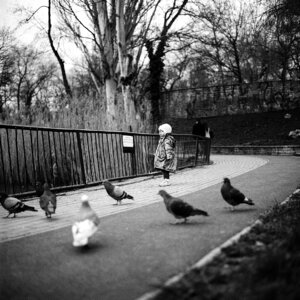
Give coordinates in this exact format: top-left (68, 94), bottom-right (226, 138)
top-left (192, 120), bottom-right (213, 163)
top-left (154, 123), bottom-right (177, 187)
top-left (192, 119), bottom-right (206, 137)
top-left (203, 122), bottom-right (214, 139)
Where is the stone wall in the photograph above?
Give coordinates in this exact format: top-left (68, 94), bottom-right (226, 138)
top-left (211, 145), bottom-right (300, 156)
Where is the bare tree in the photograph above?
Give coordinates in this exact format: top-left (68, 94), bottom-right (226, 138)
top-left (0, 27), bottom-right (16, 113)
top-left (145, 0), bottom-right (189, 127)
top-left (54, 0), bottom-right (161, 130)
top-left (13, 46), bottom-right (57, 122)
top-left (187, 0), bottom-right (263, 91)
top-left (25, 0), bottom-right (72, 98)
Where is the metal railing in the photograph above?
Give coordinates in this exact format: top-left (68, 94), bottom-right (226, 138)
top-left (0, 124), bottom-right (211, 196)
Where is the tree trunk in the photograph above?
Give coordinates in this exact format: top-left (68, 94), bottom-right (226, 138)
top-left (123, 85), bottom-right (138, 131)
top-left (47, 0), bottom-right (72, 98)
top-left (105, 78), bottom-right (118, 129)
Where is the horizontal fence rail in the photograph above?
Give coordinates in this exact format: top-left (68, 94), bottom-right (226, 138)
top-left (0, 124), bottom-right (211, 196)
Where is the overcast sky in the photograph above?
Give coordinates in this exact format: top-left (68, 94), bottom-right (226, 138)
top-left (0, 0), bottom-right (49, 42)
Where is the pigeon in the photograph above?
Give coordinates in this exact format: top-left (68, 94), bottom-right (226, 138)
top-left (103, 180), bottom-right (134, 205)
top-left (35, 181), bottom-right (44, 197)
top-left (0, 192), bottom-right (38, 218)
top-left (221, 178), bottom-right (254, 210)
top-left (158, 190), bottom-right (209, 223)
top-left (39, 183), bottom-right (57, 218)
top-left (72, 194), bottom-right (100, 247)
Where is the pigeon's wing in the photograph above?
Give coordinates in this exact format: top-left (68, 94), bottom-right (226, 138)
top-left (113, 186), bottom-right (125, 199)
top-left (79, 208), bottom-right (100, 225)
top-left (50, 193), bottom-right (57, 209)
top-left (229, 187), bottom-right (246, 203)
top-left (221, 184), bottom-right (231, 201)
top-left (170, 199), bottom-right (193, 218)
top-left (39, 194), bottom-right (49, 210)
top-left (3, 197), bottom-right (21, 210)
top-left (72, 220), bottom-right (98, 247)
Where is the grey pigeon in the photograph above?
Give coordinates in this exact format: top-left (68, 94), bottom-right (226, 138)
top-left (158, 190), bottom-right (209, 223)
top-left (221, 178), bottom-right (254, 210)
top-left (103, 181), bottom-right (134, 205)
top-left (72, 194), bottom-right (100, 247)
top-left (0, 192), bottom-right (38, 218)
top-left (39, 183), bottom-right (57, 218)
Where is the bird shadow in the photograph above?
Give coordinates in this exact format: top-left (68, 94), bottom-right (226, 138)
top-left (41, 216), bottom-right (59, 221)
top-left (169, 220), bottom-right (209, 226)
top-left (221, 207), bottom-right (257, 214)
top-left (113, 202), bottom-right (135, 206)
top-left (73, 242), bottom-right (103, 254)
top-left (2, 214), bottom-right (36, 219)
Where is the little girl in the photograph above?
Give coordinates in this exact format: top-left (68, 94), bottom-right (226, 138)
top-left (154, 123), bottom-right (177, 186)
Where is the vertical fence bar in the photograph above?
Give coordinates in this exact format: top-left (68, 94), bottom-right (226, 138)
top-left (105, 133), bottom-right (113, 179)
top-left (71, 131), bottom-right (80, 184)
top-left (36, 129), bottom-right (41, 182)
top-left (113, 134), bottom-right (122, 177)
top-left (131, 135), bottom-right (137, 175)
top-left (94, 132), bottom-right (102, 181)
top-left (90, 133), bottom-right (97, 182)
top-left (85, 132), bottom-right (93, 182)
top-left (99, 133), bottom-right (107, 179)
top-left (67, 132), bottom-right (74, 185)
top-left (15, 128), bottom-right (21, 192)
top-left (47, 130), bottom-right (53, 184)
top-left (30, 129), bottom-right (36, 185)
top-left (90, 133), bottom-right (96, 181)
top-left (0, 131), bottom-right (6, 192)
top-left (62, 132), bottom-right (69, 184)
top-left (117, 134), bottom-right (125, 177)
top-left (109, 134), bottom-right (117, 178)
top-left (41, 130), bottom-right (47, 182)
top-left (52, 131), bottom-right (57, 186)
top-left (76, 131), bottom-right (86, 185)
top-left (21, 129), bottom-right (29, 191)
top-left (6, 128), bottom-right (14, 193)
top-left (58, 132), bottom-right (65, 186)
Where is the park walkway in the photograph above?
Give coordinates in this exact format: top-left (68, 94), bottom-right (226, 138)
top-left (1, 154), bottom-right (300, 300)
top-left (0, 155), bottom-right (267, 243)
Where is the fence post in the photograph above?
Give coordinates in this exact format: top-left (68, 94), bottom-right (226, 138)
top-left (194, 137), bottom-right (199, 166)
top-left (76, 131), bottom-right (86, 185)
top-left (206, 138), bottom-right (211, 164)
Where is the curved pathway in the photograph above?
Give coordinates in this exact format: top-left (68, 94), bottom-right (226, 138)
top-left (1, 155), bottom-right (300, 300)
top-left (0, 155), bottom-right (267, 243)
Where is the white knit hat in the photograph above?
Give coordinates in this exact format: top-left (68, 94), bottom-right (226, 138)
top-left (158, 123), bottom-right (172, 134)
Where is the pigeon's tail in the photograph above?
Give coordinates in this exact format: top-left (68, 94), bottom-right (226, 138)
top-left (125, 193), bottom-right (134, 200)
top-left (244, 197), bottom-right (254, 206)
top-left (24, 204), bottom-right (38, 212)
top-left (191, 208), bottom-right (209, 217)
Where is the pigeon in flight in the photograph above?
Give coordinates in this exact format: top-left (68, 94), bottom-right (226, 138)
top-left (39, 183), bottom-right (57, 218)
top-left (221, 178), bottom-right (254, 210)
top-left (72, 194), bottom-right (100, 247)
top-left (103, 180), bottom-right (134, 205)
top-left (0, 192), bottom-right (38, 218)
top-left (158, 190), bottom-right (209, 223)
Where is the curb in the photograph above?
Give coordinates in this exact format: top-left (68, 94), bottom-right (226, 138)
top-left (135, 188), bottom-right (300, 300)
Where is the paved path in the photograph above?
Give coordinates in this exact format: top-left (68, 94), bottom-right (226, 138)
top-left (0, 155), bottom-right (267, 243)
top-left (1, 155), bottom-right (300, 300)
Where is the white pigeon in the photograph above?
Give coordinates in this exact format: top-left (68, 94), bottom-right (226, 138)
top-left (72, 194), bottom-right (100, 247)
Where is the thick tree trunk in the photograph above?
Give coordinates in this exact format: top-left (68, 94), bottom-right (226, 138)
top-left (105, 78), bottom-right (118, 129)
top-left (123, 86), bottom-right (138, 131)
